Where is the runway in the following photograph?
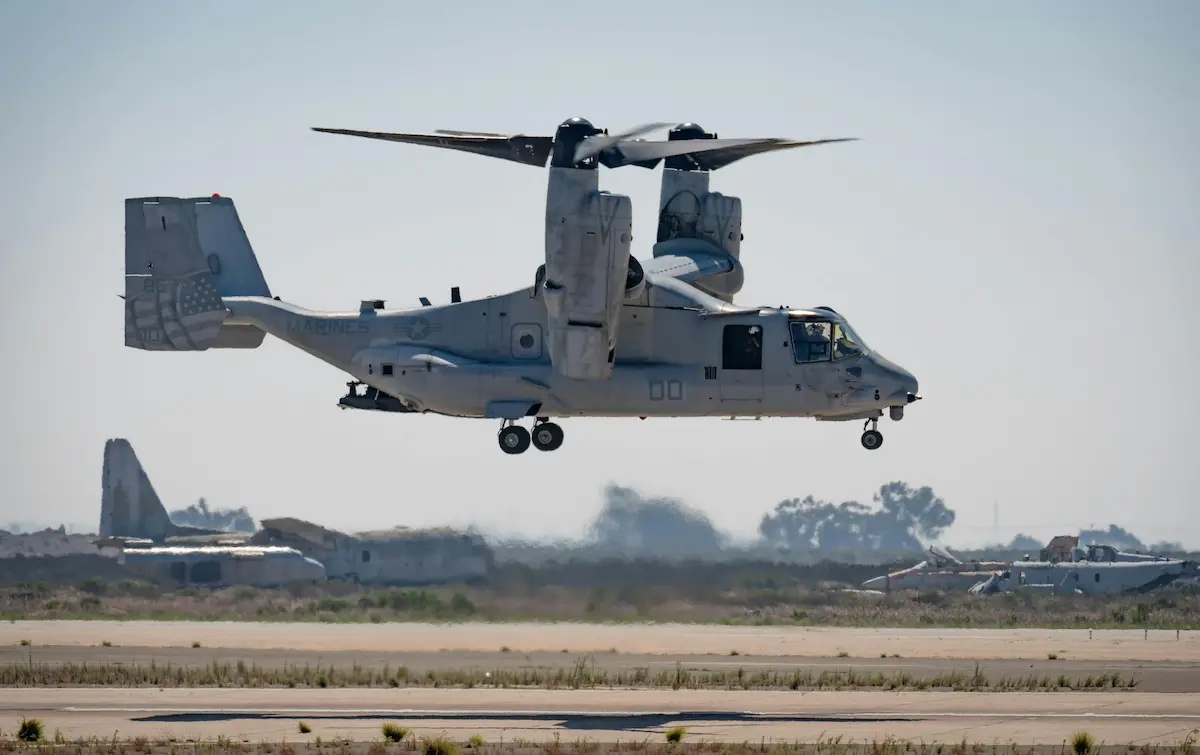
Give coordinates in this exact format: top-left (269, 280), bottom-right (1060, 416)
top-left (3, 689), bottom-right (1198, 745)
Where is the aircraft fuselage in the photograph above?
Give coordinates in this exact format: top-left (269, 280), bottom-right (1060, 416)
top-left (224, 268), bottom-right (919, 426)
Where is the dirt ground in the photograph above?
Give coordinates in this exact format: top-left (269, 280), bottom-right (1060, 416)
top-left (3, 621), bottom-right (1198, 661)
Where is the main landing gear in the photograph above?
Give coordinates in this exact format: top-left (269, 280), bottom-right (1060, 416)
top-left (498, 417), bottom-right (564, 455)
top-left (861, 417), bottom-right (884, 451)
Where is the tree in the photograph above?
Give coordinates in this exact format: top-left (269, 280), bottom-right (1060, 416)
top-left (757, 481), bottom-right (954, 551)
top-left (1078, 524), bottom-right (1144, 552)
top-left (169, 498), bottom-right (256, 533)
top-left (1007, 533), bottom-right (1043, 551)
top-left (587, 484), bottom-right (724, 556)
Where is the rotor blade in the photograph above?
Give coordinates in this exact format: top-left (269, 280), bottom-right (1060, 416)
top-left (601, 136), bottom-right (857, 170)
top-left (434, 129), bottom-right (510, 137)
top-left (311, 127), bottom-right (554, 167)
top-left (684, 137), bottom-right (858, 171)
top-left (573, 122), bottom-right (675, 164)
top-left (601, 137), bottom-right (786, 167)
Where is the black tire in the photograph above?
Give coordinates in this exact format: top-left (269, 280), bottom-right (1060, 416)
top-left (861, 430), bottom-right (883, 450)
top-left (498, 426), bottom-right (531, 454)
top-left (532, 422), bottom-right (564, 451)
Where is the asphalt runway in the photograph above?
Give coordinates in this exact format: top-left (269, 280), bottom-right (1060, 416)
top-left (4, 621), bottom-right (1198, 661)
top-left (3, 688), bottom-right (1198, 746)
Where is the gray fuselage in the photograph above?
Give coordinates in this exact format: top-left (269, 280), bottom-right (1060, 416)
top-left (224, 271), bottom-right (919, 422)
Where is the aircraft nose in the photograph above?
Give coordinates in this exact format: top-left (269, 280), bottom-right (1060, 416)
top-left (871, 353), bottom-right (920, 399)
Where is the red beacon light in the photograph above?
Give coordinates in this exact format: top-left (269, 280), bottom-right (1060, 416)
top-left (211, 193), bottom-right (220, 198)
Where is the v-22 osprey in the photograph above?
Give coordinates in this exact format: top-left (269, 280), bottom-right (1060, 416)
top-left (121, 118), bottom-right (922, 455)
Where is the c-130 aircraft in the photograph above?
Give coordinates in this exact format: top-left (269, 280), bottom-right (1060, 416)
top-left (122, 118), bottom-right (921, 455)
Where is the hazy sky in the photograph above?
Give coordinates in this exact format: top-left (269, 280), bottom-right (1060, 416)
top-left (2, 1), bottom-right (1197, 547)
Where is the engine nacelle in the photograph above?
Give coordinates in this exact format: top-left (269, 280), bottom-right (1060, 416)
top-left (543, 167), bottom-right (633, 381)
top-left (656, 123), bottom-right (745, 302)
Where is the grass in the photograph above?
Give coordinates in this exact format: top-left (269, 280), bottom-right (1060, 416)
top-left (0, 731), bottom-right (1197, 753)
top-left (0, 571), bottom-right (1196, 629)
top-left (382, 725), bottom-right (409, 743)
top-left (0, 658), bottom-right (1138, 692)
top-left (1072, 732), bottom-right (1096, 755)
top-left (15, 718), bottom-right (42, 743)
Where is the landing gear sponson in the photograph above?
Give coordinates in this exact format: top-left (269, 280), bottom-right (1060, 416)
top-left (498, 417), bottom-right (564, 455)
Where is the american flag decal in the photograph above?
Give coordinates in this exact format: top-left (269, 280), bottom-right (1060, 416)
top-left (126, 272), bottom-right (227, 350)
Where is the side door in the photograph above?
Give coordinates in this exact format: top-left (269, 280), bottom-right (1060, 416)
top-left (718, 323), bottom-right (764, 402)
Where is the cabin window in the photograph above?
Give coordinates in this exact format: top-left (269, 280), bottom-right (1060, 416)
top-left (168, 561), bottom-right (186, 582)
top-left (790, 321), bottom-right (832, 363)
top-left (381, 364), bottom-right (394, 376)
top-left (722, 325), bottom-right (763, 370)
top-left (189, 560), bottom-right (222, 584)
top-left (362, 550), bottom-right (371, 563)
top-left (1094, 573), bottom-right (1100, 583)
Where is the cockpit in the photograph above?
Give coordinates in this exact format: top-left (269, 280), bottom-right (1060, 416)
top-left (787, 309), bottom-right (870, 364)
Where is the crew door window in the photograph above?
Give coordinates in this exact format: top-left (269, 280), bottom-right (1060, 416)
top-left (722, 325), bottom-right (763, 370)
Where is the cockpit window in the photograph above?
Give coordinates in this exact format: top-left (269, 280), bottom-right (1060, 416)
top-left (833, 321), bottom-right (867, 360)
top-left (790, 321), bottom-right (831, 363)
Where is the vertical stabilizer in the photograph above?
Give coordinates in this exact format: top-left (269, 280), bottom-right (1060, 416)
top-left (100, 438), bottom-right (179, 541)
top-left (124, 196), bottom-right (270, 350)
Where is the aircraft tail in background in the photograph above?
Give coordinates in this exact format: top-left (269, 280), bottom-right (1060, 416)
top-left (100, 438), bottom-right (222, 542)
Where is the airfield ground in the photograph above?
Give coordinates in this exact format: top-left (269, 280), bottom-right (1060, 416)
top-left (3, 622), bottom-right (1200, 747)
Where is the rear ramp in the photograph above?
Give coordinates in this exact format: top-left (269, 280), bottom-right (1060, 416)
top-left (124, 196), bottom-right (271, 350)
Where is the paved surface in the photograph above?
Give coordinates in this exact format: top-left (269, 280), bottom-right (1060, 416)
top-left (4, 645), bottom-right (1197, 693)
top-left (4, 621), bottom-right (1198, 661)
top-left (2, 688), bottom-right (1198, 745)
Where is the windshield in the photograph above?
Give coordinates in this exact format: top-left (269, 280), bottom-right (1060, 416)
top-left (833, 319), bottom-right (869, 359)
top-left (790, 317), bottom-right (870, 364)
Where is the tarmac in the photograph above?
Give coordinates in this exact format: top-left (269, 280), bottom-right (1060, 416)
top-left (2, 688), bottom-right (1198, 746)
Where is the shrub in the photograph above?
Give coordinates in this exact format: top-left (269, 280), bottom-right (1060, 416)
top-left (1071, 731), bottom-right (1094, 755)
top-left (382, 723), bottom-right (409, 742)
top-left (18, 717), bottom-right (43, 742)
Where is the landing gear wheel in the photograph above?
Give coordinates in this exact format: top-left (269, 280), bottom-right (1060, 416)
top-left (498, 425), bottom-right (530, 455)
top-left (861, 417), bottom-right (883, 450)
top-left (531, 422), bottom-right (564, 451)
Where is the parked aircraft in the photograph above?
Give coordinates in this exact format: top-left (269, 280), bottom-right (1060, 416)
top-left (864, 537), bottom-right (1196, 595)
top-left (861, 544), bottom-right (1008, 592)
top-left (99, 438), bottom-right (492, 586)
top-left (970, 557), bottom-right (1197, 595)
top-left (121, 118), bottom-right (922, 454)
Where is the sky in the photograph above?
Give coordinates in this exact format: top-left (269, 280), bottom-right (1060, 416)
top-left (1, 1), bottom-right (1197, 548)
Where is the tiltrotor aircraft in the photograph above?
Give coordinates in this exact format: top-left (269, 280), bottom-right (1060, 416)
top-left (122, 117), bottom-right (921, 454)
